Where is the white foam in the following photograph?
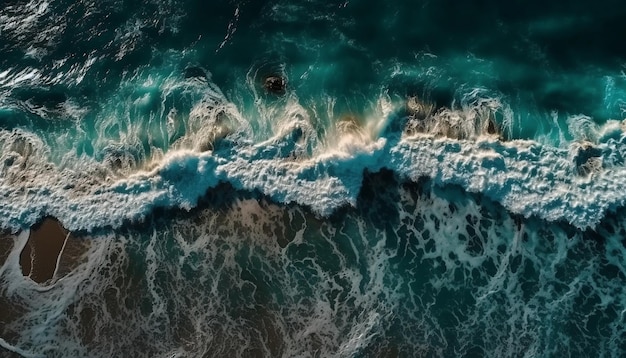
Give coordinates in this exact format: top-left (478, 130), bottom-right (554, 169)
top-left (1, 165), bottom-right (624, 356)
top-left (1, 94), bottom-right (626, 232)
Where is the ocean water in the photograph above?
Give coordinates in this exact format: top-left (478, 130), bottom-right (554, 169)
top-left (1, 0), bottom-right (626, 356)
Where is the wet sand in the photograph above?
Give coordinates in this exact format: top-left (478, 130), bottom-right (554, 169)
top-left (0, 345), bottom-right (23, 358)
top-left (0, 233), bottom-right (14, 268)
top-left (19, 217), bottom-right (69, 284)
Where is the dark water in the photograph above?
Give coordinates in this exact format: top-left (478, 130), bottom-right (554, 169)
top-left (1, 0), bottom-right (626, 357)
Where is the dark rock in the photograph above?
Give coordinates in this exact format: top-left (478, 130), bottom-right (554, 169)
top-left (263, 76), bottom-right (286, 95)
top-left (184, 66), bottom-right (208, 80)
top-left (573, 142), bottom-right (602, 176)
top-left (487, 119), bottom-right (497, 135)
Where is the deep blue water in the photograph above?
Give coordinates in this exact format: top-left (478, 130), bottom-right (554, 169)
top-left (1, 0), bottom-right (626, 357)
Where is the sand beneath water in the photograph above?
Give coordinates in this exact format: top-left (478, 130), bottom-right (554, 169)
top-left (19, 218), bottom-right (69, 284)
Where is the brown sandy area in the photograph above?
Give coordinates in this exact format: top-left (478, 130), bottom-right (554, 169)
top-left (19, 217), bottom-right (69, 283)
top-left (0, 220), bottom-right (91, 355)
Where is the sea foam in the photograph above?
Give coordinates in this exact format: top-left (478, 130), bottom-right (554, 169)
top-left (1, 98), bottom-right (626, 233)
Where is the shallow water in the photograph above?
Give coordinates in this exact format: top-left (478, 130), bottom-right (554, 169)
top-left (1, 0), bottom-right (626, 357)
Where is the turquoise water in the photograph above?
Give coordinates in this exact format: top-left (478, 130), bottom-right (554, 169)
top-left (1, 0), bottom-right (626, 356)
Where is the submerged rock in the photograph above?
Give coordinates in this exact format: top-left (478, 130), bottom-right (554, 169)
top-left (572, 141), bottom-right (603, 176)
top-left (263, 75), bottom-right (286, 95)
top-left (184, 66), bottom-right (208, 81)
top-left (487, 119), bottom-right (498, 135)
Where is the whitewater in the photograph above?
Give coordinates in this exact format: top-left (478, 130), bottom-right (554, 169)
top-left (1, 88), bottom-right (626, 233)
top-left (2, 0), bottom-right (626, 357)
